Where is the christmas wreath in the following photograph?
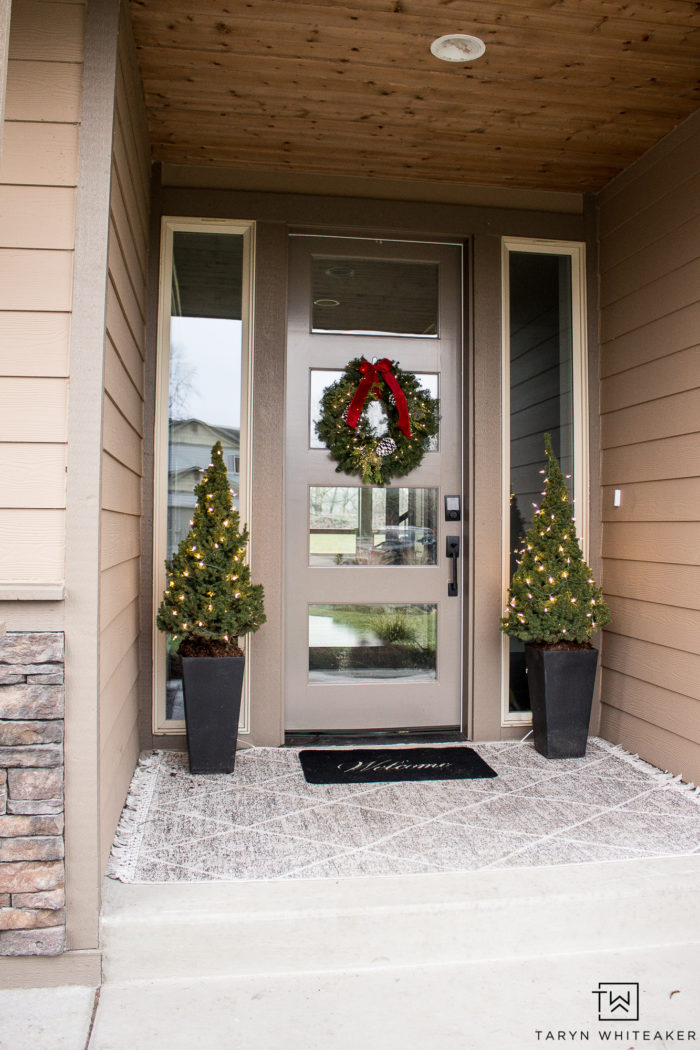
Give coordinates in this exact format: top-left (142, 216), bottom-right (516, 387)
top-left (315, 357), bottom-right (439, 485)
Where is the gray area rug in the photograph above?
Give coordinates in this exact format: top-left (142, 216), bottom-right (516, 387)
top-left (106, 738), bottom-right (700, 883)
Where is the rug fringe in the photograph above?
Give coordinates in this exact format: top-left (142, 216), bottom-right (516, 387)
top-left (593, 737), bottom-right (700, 804)
top-left (105, 751), bottom-right (163, 882)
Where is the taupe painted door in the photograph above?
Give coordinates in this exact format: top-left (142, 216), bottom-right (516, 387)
top-left (285, 236), bottom-right (463, 731)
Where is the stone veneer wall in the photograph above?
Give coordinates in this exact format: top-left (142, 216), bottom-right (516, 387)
top-left (0, 632), bottom-right (65, 955)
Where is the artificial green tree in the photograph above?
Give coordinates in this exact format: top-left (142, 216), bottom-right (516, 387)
top-left (156, 441), bottom-right (266, 657)
top-left (501, 434), bottom-right (610, 646)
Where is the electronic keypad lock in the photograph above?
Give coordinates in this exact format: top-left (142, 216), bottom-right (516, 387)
top-left (444, 495), bottom-right (461, 522)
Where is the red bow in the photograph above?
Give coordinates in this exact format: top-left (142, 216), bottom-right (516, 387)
top-left (346, 358), bottom-right (412, 438)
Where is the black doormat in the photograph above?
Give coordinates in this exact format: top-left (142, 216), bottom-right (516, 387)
top-left (298, 746), bottom-right (497, 784)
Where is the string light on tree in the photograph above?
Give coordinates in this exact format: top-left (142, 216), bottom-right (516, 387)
top-left (156, 441), bottom-right (266, 657)
top-left (501, 434), bottom-right (610, 646)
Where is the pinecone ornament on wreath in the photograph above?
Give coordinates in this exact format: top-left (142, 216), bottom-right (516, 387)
top-left (375, 436), bottom-right (398, 458)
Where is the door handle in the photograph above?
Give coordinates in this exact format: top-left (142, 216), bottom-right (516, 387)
top-left (446, 535), bottom-right (460, 597)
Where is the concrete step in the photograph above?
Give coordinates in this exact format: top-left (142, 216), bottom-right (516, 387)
top-left (100, 855), bottom-right (700, 983)
top-left (88, 943), bottom-right (700, 1050)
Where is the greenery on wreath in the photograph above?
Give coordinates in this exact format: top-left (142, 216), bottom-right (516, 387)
top-left (315, 357), bottom-right (439, 485)
top-left (156, 441), bottom-right (266, 657)
top-left (501, 434), bottom-right (610, 647)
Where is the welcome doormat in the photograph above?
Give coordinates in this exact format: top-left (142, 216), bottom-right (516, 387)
top-left (298, 746), bottom-right (497, 784)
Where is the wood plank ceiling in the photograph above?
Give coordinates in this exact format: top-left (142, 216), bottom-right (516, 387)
top-left (129, 0), bottom-right (700, 193)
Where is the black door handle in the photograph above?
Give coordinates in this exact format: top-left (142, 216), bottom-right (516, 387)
top-left (446, 535), bottom-right (460, 597)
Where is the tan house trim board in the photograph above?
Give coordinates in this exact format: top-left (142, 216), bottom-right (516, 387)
top-left (0, 0), bottom-right (10, 165)
top-left (160, 162), bottom-right (585, 217)
top-left (0, 949), bottom-right (101, 989)
top-left (583, 194), bottom-right (604, 734)
top-left (63, 0), bottom-right (120, 951)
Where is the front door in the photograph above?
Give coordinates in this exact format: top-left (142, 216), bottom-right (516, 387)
top-left (285, 236), bottom-right (463, 732)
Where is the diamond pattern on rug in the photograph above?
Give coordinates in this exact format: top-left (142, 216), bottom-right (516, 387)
top-left (106, 739), bottom-right (700, 883)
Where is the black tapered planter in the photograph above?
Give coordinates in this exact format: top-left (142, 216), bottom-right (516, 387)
top-left (181, 655), bottom-right (245, 774)
top-left (525, 644), bottom-right (599, 759)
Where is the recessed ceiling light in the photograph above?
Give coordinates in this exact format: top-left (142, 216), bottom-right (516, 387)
top-left (314, 298), bottom-right (340, 307)
top-left (325, 266), bottom-right (355, 278)
top-left (430, 34), bottom-right (486, 63)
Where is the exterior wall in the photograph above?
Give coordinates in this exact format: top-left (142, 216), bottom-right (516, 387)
top-left (598, 109), bottom-right (700, 784)
top-left (0, 631), bottom-right (65, 956)
top-left (99, 3), bottom-right (149, 871)
top-left (0, 0), bottom-right (84, 595)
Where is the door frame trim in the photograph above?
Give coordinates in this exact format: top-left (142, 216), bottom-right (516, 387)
top-left (500, 236), bottom-right (589, 728)
top-left (151, 216), bottom-right (256, 735)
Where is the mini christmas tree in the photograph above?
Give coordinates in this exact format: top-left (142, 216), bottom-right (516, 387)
top-left (501, 434), bottom-right (610, 647)
top-left (156, 441), bottom-right (265, 657)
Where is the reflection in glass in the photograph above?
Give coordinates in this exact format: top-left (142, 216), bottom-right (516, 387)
top-left (309, 487), bottom-right (437, 566)
top-left (508, 251), bottom-right (574, 713)
top-left (310, 370), bottom-right (439, 451)
top-left (165, 231), bottom-right (244, 720)
top-left (312, 258), bottom-right (439, 336)
top-left (309, 604), bottom-right (437, 681)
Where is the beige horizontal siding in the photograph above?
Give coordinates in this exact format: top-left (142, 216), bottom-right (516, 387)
top-left (598, 108), bottom-right (700, 784)
top-left (99, 597), bottom-right (140, 692)
top-left (602, 478), bottom-right (700, 522)
top-left (605, 595), bottom-right (700, 657)
top-left (102, 394), bottom-right (142, 475)
top-left (600, 299), bottom-right (700, 378)
top-left (98, 6), bottom-right (150, 878)
top-left (599, 173), bottom-right (700, 274)
top-left (600, 216), bottom-right (700, 308)
top-left (602, 521), bottom-right (699, 565)
top-left (601, 345), bottom-right (699, 413)
top-left (601, 705), bottom-right (700, 783)
top-left (99, 640), bottom-right (139, 743)
top-left (0, 509), bottom-right (64, 582)
top-left (601, 388), bottom-right (700, 448)
top-left (4, 59), bottom-right (83, 123)
top-left (0, 312), bottom-right (70, 375)
top-left (99, 685), bottom-right (139, 867)
top-left (0, 377), bottom-right (68, 440)
top-left (0, 184), bottom-right (77, 248)
top-left (104, 335), bottom-right (144, 435)
top-left (1, 0), bottom-right (85, 586)
top-left (107, 233), bottom-right (146, 347)
top-left (101, 450), bottom-right (141, 516)
top-left (3, 443), bottom-right (66, 507)
top-left (603, 559), bottom-right (700, 611)
top-left (0, 122), bottom-right (80, 185)
top-left (105, 283), bottom-right (146, 394)
top-left (100, 557), bottom-right (140, 629)
top-left (0, 248), bottom-right (73, 310)
top-left (8, 0), bottom-right (85, 62)
top-left (100, 509), bottom-right (141, 571)
top-left (602, 434), bottom-right (700, 485)
top-left (604, 669), bottom-right (700, 746)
